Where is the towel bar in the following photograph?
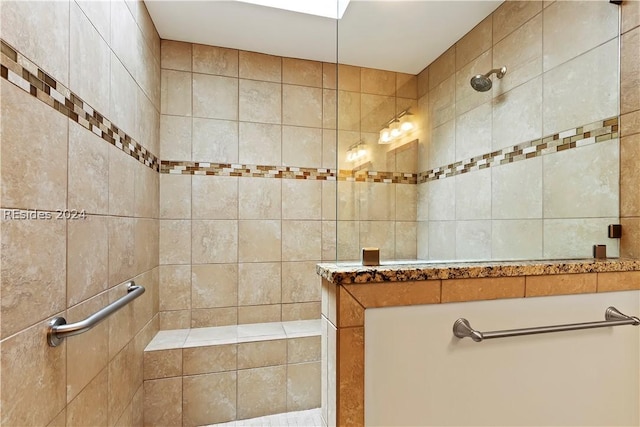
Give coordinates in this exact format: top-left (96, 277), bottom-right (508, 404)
top-left (453, 306), bottom-right (640, 342)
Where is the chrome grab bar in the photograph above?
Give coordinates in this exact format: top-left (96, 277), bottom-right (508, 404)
top-left (47, 281), bottom-right (145, 347)
top-left (453, 306), bottom-right (640, 343)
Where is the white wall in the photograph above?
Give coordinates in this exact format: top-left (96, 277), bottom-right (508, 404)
top-left (365, 291), bottom-right (640, 426)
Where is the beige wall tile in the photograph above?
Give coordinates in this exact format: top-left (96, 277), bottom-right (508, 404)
top-left (66, 293), bottom-right (109, 403)
top-left (192, 117), bottom-right (238, 163)
top-left (543, 218), bottom-right (620, 259)
top-left (282, 179), bottom-right (322, 220)
top-left (417, 67), bottom-right (429, 98)
top-left (109, 341), bottom-right (138, 424)
top-left (110, 54), bottom-right (138, 138)
top-left (345, 280), bottom-right (441, 309)
top-left (282, 126), bottom-right (323, 168)
top-left (183, 344), bottom-right (237, 375)
top-left (160, 309), bottom-right (192, 330)
top-left (395, 221), bottom-right (417, 259)
top-left (194, 74), bottom-right (239, 120)
top-left (282, 220), bottom-right (322, 261)
top-left (288, 336), bottom-right (321, 363)
top-left (67, 215), bottom-right (108, 305)
top-left (183, 372), bottom-right (237, 426)
top-left (542, 40), bottom-right (618, 135)
top-left (239, 51), bottom-right (281, 82)
top-left (238, 220), bottom-right (282, 262)
top-left (456, 102), bottom-right (492, 161)
top-left (360, 94), bottom-right (394, 133)
top-left (621, 110), bottom-right (640, 137)
top-left (287, 361), bottom-right (321, 411)
top-left (598, 271), bottom-right (640, 292)
top-left (76, 0), bottom-right (110, 42)
top-left (429, 46), bottom-right (456, 91)
top-left (159, 265), bottom-right (191, 311)
top-left (134, 218), bottom-right (159, 275)
top-left (238, 304), bottom-right (282, 324)
top-left (428, 176), bottom-right (455, 221)
top-left (160, 174), bottom-right (191, 219)
top-left (337, 90), bottom-right (361, 131)
top-left (1, 214), bottom-right (66, 338)
top-left (455, 168), bottom-right (490, 220)
top-left (283, 58), bottom-right (323, 87)
top-left (455, 220), bottom-right (491, 260)
top-left (1, 0), bottom-right (69, 85)
top-left (108, 148), bottom-right (135, 218)
top-left (493, 0), bottom-right (542, 43)
top-left (143, 377), bottom-right (182, 427)
top-left (622, 0), bottom-right (640, 34)
top-left (66, 367), bottom-right (108, 427)
top-left (134, 162), bottom-right (158, 219)
top-left (526, 273), bottom-right (597, 297)
top-left (283, 85), bottom-right (323, 127)
top-left (282, 302), bottom-right (320, 321)
top-left (361, 68), bottom-right (395, 96)
top-left (337, 286), bottom-right (364, 328)
top-left (193, 44), bottom-right (239, 77)
top-left (428, 221), bottom-right (456, 260)
top-left (323, 62), bottom-right (337, 89)
top-left (161, 69), bottom-right (192, 116)
top-left (427, 83), bottom-right (453, 140)
top-left (492, 219), bottom-right (543, 260)
top-left (159, 220), bottom-right (191, 265)
top-left (132, 384), bottom-right (144, 427)
top-left (455, 50), bottom-right (492, 116)
top-left (493, 14), bottom-right (542, 95)
top-left (239, 79), bottom-right (282, 124)
top-left (161, 40), bottom-right (192, 71)
top-left (336, 220), bottom-right (360, 261)
top-left (492, 77), bottom-right (542, 150)
top-left (192, 263), bottom-right (238, 308)
top-left (492, 157), bottom-right (543, 220)
top-left (70, 2), bottom-right (111, 116)
top-left (191, 307), bottom-right (238, 327)
top-left (337, 64), bottom-right (361, 92)
top-left (1, 81), bottom-right (68, 211)
top-left (238, 177), bottom-right (281, 220)
top-left (238, 122), bottom-right (282, 165)
top-left (621, 218), bottom-right (640, 258)
top-left (137, 90), bottom-right (160, 156)
top-left (237, 366), bottom-right (286, 419)
top-left (621, 27), bottom-right (640, 115)
top-left (322, 220), bottom-right (337, 261)
top-left (238, 262), bottom-right (281, 306)
top-left (143, 349), bottom-right (182, 380)
top-left (323, 89), bottom-right (337, 130)
top-left (360, 182), bottom-right (396, 221)
top-left (1, 321), bottom-right (66, 426)
top-left (543, 139), bottom-right (619, 219)
top-left (543, 0), bottom-right (618, 72)
top-left (442, 277), bottom-right (525, 303)
top-left (238, 339), bottom-right (287, 369)
top-left (428, 119), bottom-right (455, 170)
top-left (359, 221), bottom-right (395, 261)
top-left (160, 114), bottom-right (192, 160)
top-left (282, 261), bottom-right (321, 303)
top-left (322, 130), bottom-right (337, 169)
top-left (192, 220), bottom-right (238, 264)
top-left (456, 15), bottom-right (492, 70)
top-left (396, 73), bottom-right (417, 99)
top-left (108, 284), bottom-right (135, 359)
top-left (192, 176), bottom-right (238, 219)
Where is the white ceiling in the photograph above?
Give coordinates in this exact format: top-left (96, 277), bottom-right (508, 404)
top-left (145, 0), bottom-right (504, 75)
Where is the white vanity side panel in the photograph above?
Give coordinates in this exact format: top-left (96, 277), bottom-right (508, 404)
top-left (365, 291), bottom-right (640, 426)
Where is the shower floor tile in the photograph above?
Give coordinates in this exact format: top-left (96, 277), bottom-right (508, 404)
top-left (206, 408), bottom-right (322, 427)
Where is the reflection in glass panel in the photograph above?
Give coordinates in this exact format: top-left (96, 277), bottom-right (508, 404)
top-left (336, 0), bottom-right (620, 263)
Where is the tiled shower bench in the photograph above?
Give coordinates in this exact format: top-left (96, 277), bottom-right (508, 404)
top-left (142, 320), bottom-right (321, 426)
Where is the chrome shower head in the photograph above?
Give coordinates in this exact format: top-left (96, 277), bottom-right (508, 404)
top-left (470, 66), bottom-right (507, 92)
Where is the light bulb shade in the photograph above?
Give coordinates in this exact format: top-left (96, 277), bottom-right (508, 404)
top-left (379, 128), bottom-right (392, 144)
top-left (400, 118), bottom-right (414, 132)
top-left (390, 120), bottom-right (401, 138)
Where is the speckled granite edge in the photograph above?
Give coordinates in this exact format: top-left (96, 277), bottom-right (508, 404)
top-left (316, 259), bottom-right (640, 285)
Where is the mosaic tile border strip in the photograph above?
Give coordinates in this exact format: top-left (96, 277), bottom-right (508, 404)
top-left (0, 40), bottom-right (159, 171)
top-left (160, 162), bottom-right (418, 184)
top-left (417, 117), bottom-right (619, 184)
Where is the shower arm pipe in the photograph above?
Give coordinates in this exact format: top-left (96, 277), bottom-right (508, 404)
top-left (47, 281), bottom-right (145, 347)
top-left (482, 66), bottom-right (507, 78)
top-left (453, 306), bottom-right (640, 343)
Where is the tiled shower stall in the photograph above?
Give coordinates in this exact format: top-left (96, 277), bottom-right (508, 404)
top-left (1, 0), bottom-right (640, 426)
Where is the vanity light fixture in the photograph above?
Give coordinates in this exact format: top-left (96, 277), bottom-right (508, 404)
top-left (347, 140), bottom-right (367, 163)
top-left (378, 108), bottom-right (415, 144)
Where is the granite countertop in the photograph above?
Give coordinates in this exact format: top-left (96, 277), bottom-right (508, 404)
top-left (316, 258), bottom-right (640, 285)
